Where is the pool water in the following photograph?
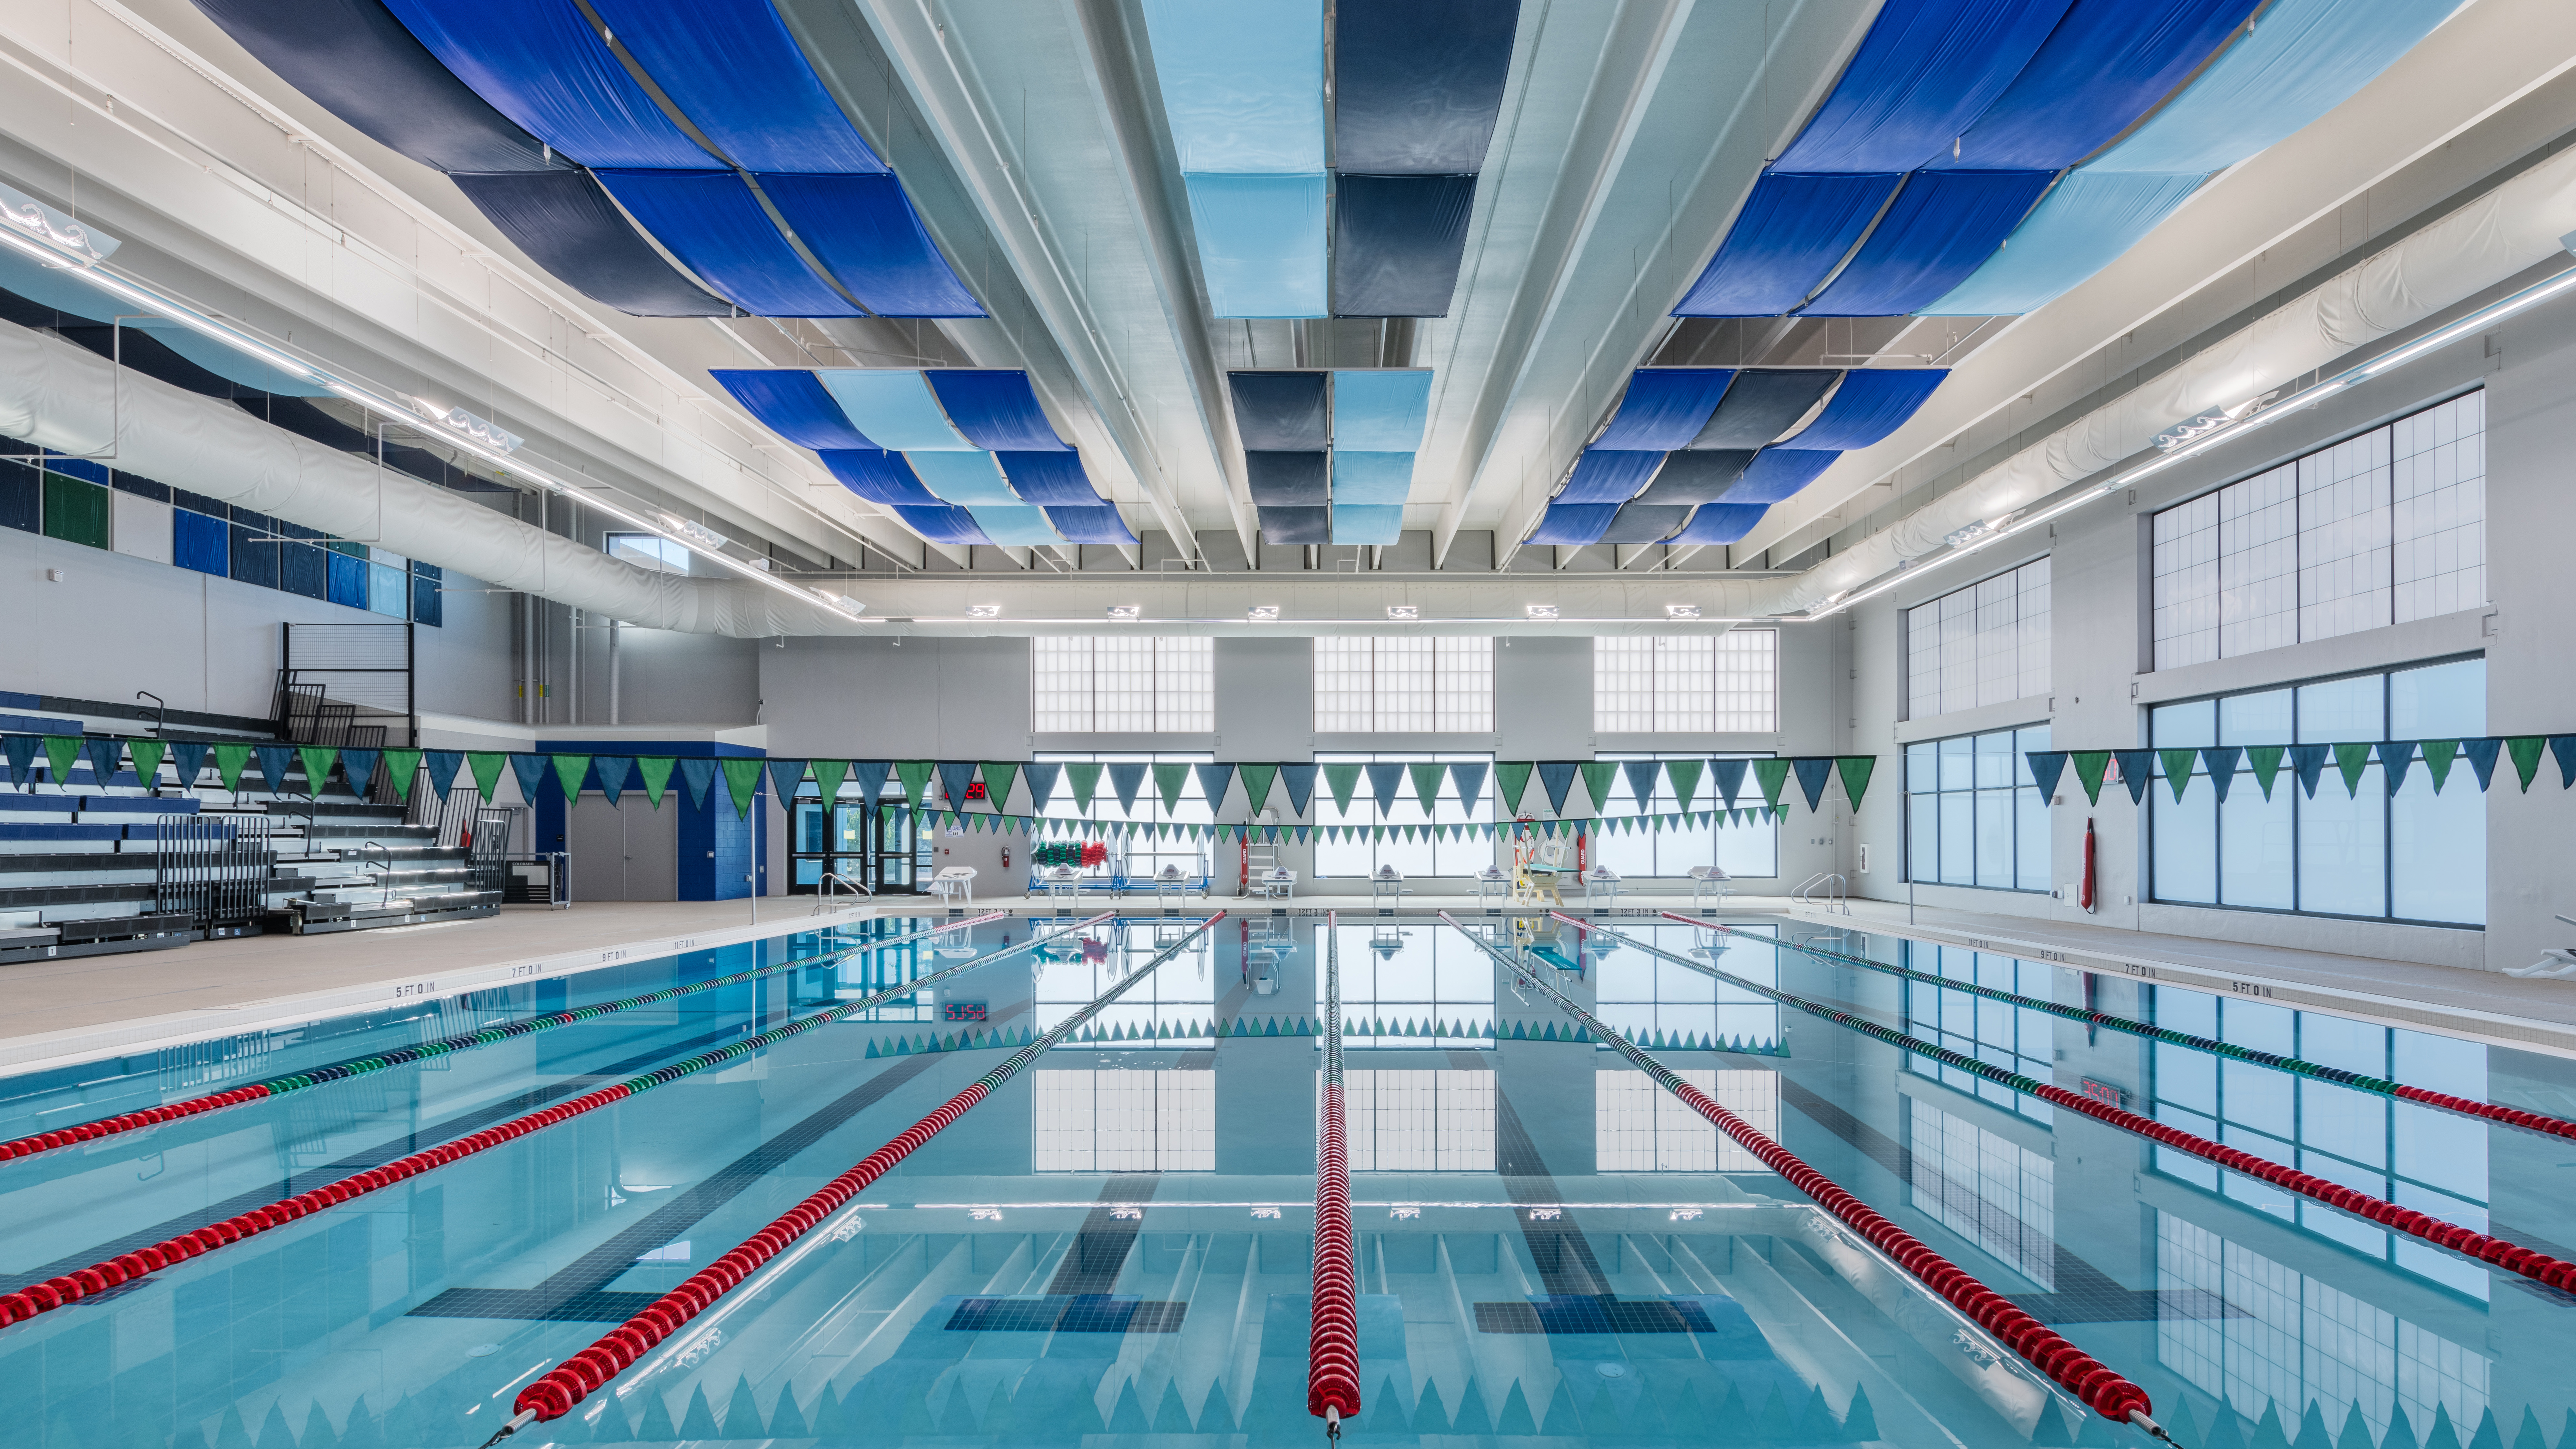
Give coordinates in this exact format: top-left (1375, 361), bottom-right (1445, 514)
top-left (2, 913), bottom-right (2570, 1449)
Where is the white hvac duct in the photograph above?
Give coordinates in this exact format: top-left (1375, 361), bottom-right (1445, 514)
top-left (1766, 139), bottom-right (2576, 614)
top-left (0, 320), bottom-right (1798, 635)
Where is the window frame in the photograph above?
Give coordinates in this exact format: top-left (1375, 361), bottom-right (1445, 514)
top-left (1589, 750), bottom-right (1781, 879)
top-left (1031, 636), bottom-right (1216, 734)
top-left (1901, 723), bottom-right (2051, 893)
top-left (1592, 631), bottom-right (1779, 734)
top-left (1903, 557), bottom-right (2050, 721)
top-left (1313, 636), bottom-right (1495, 733)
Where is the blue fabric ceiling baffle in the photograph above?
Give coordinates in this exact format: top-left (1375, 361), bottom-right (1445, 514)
top-left (1593, 369), bottom-right (1736, 451)
top-left (1724, 449), bottom-right (1840, 504)
top-left (1772, 0), bottom-right (2075, 173)
top-left (1556, 449), bottom-right (1666, 505)
top-left (1230, 372), bottom-right (1331, 449)
top-left (1246, 453), bottom-right (1330, 506)
top-left (965, 505), bottom-right (1061, 547)
top-left (1688, 370), bottom-right (1839, 449)
top-left (1330, 452), bottom-right (1413, 505)
top-left (760, 174), bottom-right (987, 318)
top-left (819, 450), bottom-right (941, 507)
top-left (1922, 170), bottom-right (2206, 315)
top-left (1045, 505), bottom-right (1138, 545)
top-left (1935, 0), bottom-right (2262, 170)
top-left (925, 371), bottom-right (1070, 451)
top-left (1598, 503), bottom-right (1692, 546)
top-left (1332, 173), bottom-right (1479, 317)
top-left (896, 505), bottom-right (989, 546)
top-left (1633, 450), bottom-right (1754, 506)
top-left (1782, 370), bottom-right (1949, 450)
top-left (1330, 370), bottom-right (1432, 449)
top-left (1143, 0), bottom-right (1326, 173)
top-left (583, 0), bottom-right (887, 173)
top-left (1798, 170), bottom-right (2054, 316)
top-left (1187, 175), bottom-right (1330, 319)
top-left (191, 0), bottom-right (566, 172)
top-left (1671, 503), bottom-right (1770, 545)
top-left (1331, 0), bottom-right (1520, 172)
top-left (449, 171), bottom-right (730, 316)
top-left (820, 370), bottom-right (978, 450)
top-left (996, 452), bottom-right (1104, 507)
top-left (1259, 506), bottom-right (1333, 545)
top-left (1673, 172), bottom-right (1901, 316)
top-left (381, 0), bottom-right (713, 169)
top-left (710, 370), bottom-right (877, 450)
top-left (1331, 505), bottom-right (1404, 546)
top-left (1526, 502), bottom-right (1620, 547)
top-left (906, 452), bottom-right (1020, 507)
top-left (594, 170), bottom-right (860, 317)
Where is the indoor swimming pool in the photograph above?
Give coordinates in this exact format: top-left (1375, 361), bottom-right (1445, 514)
top-left (1, 911), bottom-right (2570, 1449)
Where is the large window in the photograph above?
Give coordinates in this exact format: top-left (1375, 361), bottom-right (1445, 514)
top-left (1594, 632), bottom-right (1778, 732)
top-left (1591, 752), bottom-right (1778, 878)
top-left (1315, 637), bottom-right (1494, 732)
top-left (2148, 990), bottom-right (2490, 1296)
top-left (1325, 922), bottom-right (1493, 1048)
top-left (1903, 725), bottom-right (2050, 892)
top-left (1905, 558), bottom-right (2049, 718)
top-left (2151, 391), bottom-right (2486, 669)
top-left (2147, 656), bottom-right (2483, 926)
top-left (1314, 751), bottom-right (1494, 877)
top-left (1900, 943), bottom-right (2058, 1123)
top-left (1032, 637), bottom-right (1214, 732)
top-left (1031, 751), bottom-right (1215, 880)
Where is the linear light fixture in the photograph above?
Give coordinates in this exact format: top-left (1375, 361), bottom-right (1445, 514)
top-left (1106, 604), bottom-right (1141, 619)
top-left (1246, 605), bottom-right (1281, 621)
top-left (1525, 604), bottom-right (1558, 619)
top-left (1802, 260), bottom-right (2576, 621)
top-left (1386, 604), bottom-right (1420, 621)
top-left (966, 603), bottom-right (1001, 619)
top-left (1665, 603), bottom-right (1700, 619)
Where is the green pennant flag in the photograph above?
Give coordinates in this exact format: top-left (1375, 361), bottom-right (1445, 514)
top-left (1833, 756), bottom-right (1874, 811)
top-left (1237, 763), bottom-right (1279, 817)
top-left (1752, 759), bottom-right (1791, 811)
top-left (810, 758), bottom-right (849, 804)
top-left (41, 735), bottom-right (80, 787)
top-left (377, 748), bottom-right (421, 802)
top-left (1152, 762), bottom-right (1190, 813)
top-left (466, 752), bottom-right (507, 802)
top-left (552, 753), bottom-right (592, 804)
top-left (980, 762), bottom-right (1021, 813)
top-left (2069, 752), bottom-right (2112, 805)
top-left (895, 761), bottom-right (936, 809)
top-left (1665, 758), bottom-right (1704, 813)
top-left (635, 756), bottom-right (676, 808)
top-left (1322, 763), bottom-right (1362, 813)
top-left (2332, 742), bottom-right (2373, 797)
top-left (1577, 761), bottom-right (1618, 817)
top-left (2509, 736), bottom-right (2547, 792)
top-left (1496, 762), bottom-right (1534, 815)
top-left (1066, 761), bottom-right (1102, 813)
top-left (2245, 745), bottom-right (2284, 800)
top-left (212, 743), bottom-right (252, 793)
top-left (2158, 748), bottom-right (2199, 803)
top-left (2420, 739), bottom-right (2459, 793)
top-left (127, 739), bottom-right (167, 788)
top-left (297, 746), bottom-right (339, 796)
top-left (719, 757), bottom-right (764, 818)
top-left (1407, 762), bottom-right (1445, 815)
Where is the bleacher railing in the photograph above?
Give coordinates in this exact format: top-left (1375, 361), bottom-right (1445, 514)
top-left (154, 813), bottom-right (276, 936)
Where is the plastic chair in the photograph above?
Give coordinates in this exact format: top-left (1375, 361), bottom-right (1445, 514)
top-left (930, 866), bottom-right (978, 904)
top-left (1689, 865), bottom-right (1731, 911)
top-left (1582, 866), bottom-right (1622, 911)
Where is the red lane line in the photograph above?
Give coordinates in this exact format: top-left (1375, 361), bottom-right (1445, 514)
top-left (1309, 910), bottom-right (1359, 1429)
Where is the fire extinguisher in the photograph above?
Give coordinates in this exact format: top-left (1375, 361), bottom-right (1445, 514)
top-left (1001, 846), bottom-right (1012, 870)
top-left (2078, 818), bottom-right (2098, 913)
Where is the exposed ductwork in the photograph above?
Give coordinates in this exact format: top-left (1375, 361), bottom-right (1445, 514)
top-left (1768, 139), bottom-right (2576, 615)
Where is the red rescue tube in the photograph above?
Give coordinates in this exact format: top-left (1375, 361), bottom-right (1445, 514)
top-left (1309, 912), bottom-right (1361, 1434)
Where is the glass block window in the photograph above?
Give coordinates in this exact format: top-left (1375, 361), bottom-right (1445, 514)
top-left (1595, 632), bottom-right (1777, 733)
top-left (2151, 392), bottom-right (2484, 669)
top-left (1597, 1069), bottom-right (1777, 1172)
top-left (1314, 637), bottom-right (1493, 732)
top-left (1032, 637), bottom-right (1215, 732)
top-left (1902, 724), bottom-right (2050, 892)
top-left (1030, 1070), bottom-right (1215, 1171)
top-left (1336, 1070), bottom-right (1494, 1171)
top-left (1905, 559), bottom-right (2049, 719)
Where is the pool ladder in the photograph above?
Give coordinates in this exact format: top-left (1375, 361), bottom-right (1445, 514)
top-left (1791, 872), bottom-right (1851, 915)
top-left (809, 872), bottom-right (873, 916)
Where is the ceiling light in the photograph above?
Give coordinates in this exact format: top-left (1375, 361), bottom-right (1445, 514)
top-left (966, 604), bottom-right (1001, 620)
top-left (1106, 604), bottom-right (1141, 620)
top-left (1386, 605), bottom-right (1419, 621)
top-left (659, 514), bottom-right (727, 550)
top-left (410, 397), bottom-right (522, 453)
top-left (1247, 605), bottom-right (1280, 622)
top-left (1525, 604), bottom-right (1559, 620)
top-left (1665, 603), bottom-right (1700, 619)
top-left (810, 590), bottom-right (865, 617)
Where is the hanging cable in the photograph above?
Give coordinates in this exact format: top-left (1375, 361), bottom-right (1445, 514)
top-left (1441, 912), bottom-right (2174, 1442)
top-left (1309, 911), bottom-right (1359, 1440)
top-left (1575, 912), bottom-right (2576, 1299)
top-left (0, 913), bottom-right (1109, 1329)
top-left (0, 914), bottom-right (1005, 1163)
top-left (480, 912), bottom-right (1229, 1444)
top-left (1662, 911), bottom-right (2576, 1142)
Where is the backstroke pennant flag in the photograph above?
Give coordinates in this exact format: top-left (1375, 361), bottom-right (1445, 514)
top-left (1, 734), bottom-right (38, 789)
top-left (593, 757), bottom-right (633, 807)
top-left (2244, 745), bottom-right (2284, 800)
top-left (1408, 762), bottom-right (1445, 815)
top-left (296, 746), bottom-right (339, 796)
top-left (2199, 745), bottom-right (2240, 804)
top-left (1193, 763), bottom-right (1235, 813)
top-left (2158, 748), bottom-right (2198, 803)
top-left (1236, 762), bottom-right (1278, 816)
top-left (468, 751), bottom-right (508, 802)
top-left (128, 739), bottom-right (167, 789)
top-left (1065, 761), bottom-right (1102, 812)
top-left (637, 756), bottom-right (677, 808)
top-left (1109, 762), bottom-right (1148, 812)
top-left (895, 761), bottom-right (936, 809)
top-left (1537, 762), bottom-right (1578, 816)
top-left (1153, 762), bottom-right (1191, 813)
top-left (552, 753), bottom-right (593, 803)
top-left (1711, 757), bottom-right (1749, 810)
top-left (1324, 763), bottom-right (1363, 813)
top-left (2025, 751), bottom-right (2068, 802)
top-left (2288, 744), bottom-right (2330, 799)
top-left (1496, 761), bottom-right (1533, 815)
top-left (2068, 752), bottom-right (2110, 805)
top-left (379, 748), bottom-right (421, 802)
top-left (810, 758), bottom-right (850, 805)
top-left (167, 740), bottom-right (210, 790)
top-left (2508, 736), bottom-right (2547, 792)
top-left (1366, 763), bottom-right (1406, 814)
top-left (2419, 739), bottom-right (2458, 793)
top-left (2331, 742), bottom-right (2372, 797)
top-left (2458, 736), bottom-right (2502, 792)
top-left (1020, 760), bottom-right (1059, 813)
top-left (1279, 763), bottom-right (1318, 817)
top-left (1621, 760), bottom-right (1662, 814)
top-left (767, 759), bottom-right (811, 808)
top-left (720, 758), bottom-right (765, 818)
top-left (508, 753), bottom-right (549, 806)
top-left (1577, 761), bottom-right (1619, 817)
top-left (2111, 750), bottom-right (2154, 806)
top-left (1835, 756), bottom-right (1875, 810)
top-left (1665, 758), bottom-right (1703, 813)
top-left (937, 762), bottom-right (980, 812)
top-left (2378, 741), bottom-right (2416, 795)
top-left (1449, 761), bottom-right (1489, 816)
top-left (43, 735), bottom-right (82, 789)
top-left (677, 756), bottom-right (719, 810)
top-left (1791, 758), bottom-right (1833, 812)
top-left (421, 750), bottom-right (462, 799)
top-left (982, 761), bottom-right (1023, 812)
top-left (1752, 759), bottom-right (1791, 812)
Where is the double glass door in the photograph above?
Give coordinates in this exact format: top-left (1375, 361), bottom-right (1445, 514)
top-left (790, 797), bottom-right (929, 894)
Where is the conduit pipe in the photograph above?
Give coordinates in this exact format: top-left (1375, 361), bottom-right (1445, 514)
top-left (0, 916), bottom-right (999, 1163)
top-left (1566, 913), bottom-right (2576, 1300)
top-left (487, 912), bottom-right (1229, 1441)
top-left (1440, 914), bottom-right (2171, 1439)
top-left (1662, 911), bottom-right (2576, 1142)
top-left (1761, 140), bottom-right (2576, 615)
top-left (1309, 910), bottom-right (1360, 1438)
top-left (0, 913), bottom-right (1105, 1329)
